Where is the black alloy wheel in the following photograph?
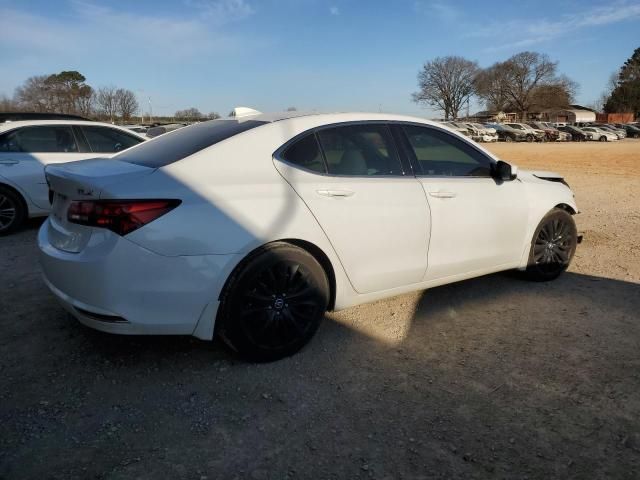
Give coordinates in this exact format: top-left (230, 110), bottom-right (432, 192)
top-left (218, 242), bottom-right (329, 361)
top-left (525, 208), bottom-right (577, 281)
top-left (0, 186), bottom-right (25, 236)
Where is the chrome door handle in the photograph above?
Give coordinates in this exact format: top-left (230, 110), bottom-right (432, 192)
top-left (0, 159), bottom-right (19, 165)
top-left (317, 189), bottom-right (355, 197)
top-left (428, 191), bottom-right (456, 198)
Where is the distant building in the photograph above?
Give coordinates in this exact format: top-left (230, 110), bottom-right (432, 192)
top-left (596, 112), bottom-right (636, 123)
top-left (544, 105), bottom-right (596, 124)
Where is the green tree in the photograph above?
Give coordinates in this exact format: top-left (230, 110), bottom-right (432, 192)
top-left (605, 47), bottom-right (640, 116)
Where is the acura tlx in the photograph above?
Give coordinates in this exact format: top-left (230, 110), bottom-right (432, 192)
top-left (39, 110), bottom-right (579, 361)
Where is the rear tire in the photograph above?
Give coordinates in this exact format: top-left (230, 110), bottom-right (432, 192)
top-left (524, 208), bottom-right (577, 282)
top-left (217, 242), bottom-right (329, 362)
top-left (0, 186), bottom-right (26, 236)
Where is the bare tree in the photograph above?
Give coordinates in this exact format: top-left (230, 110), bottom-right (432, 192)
top-left (412, 56), bottom-right (479, 119)
top-left (175, 108), bottom-right (203, 120)
top-left (474, 63), bottom-right (511, 112)
top-left (0, 94), bottom-right (18, 112)
top-left (207, 112), bottom-right (221, 119)
top-left (115, 89), bottom-right (139, 122)
top-left (500, 52), bottom-right (558, 118)
top-left (95, 86), bottom-right (118, 122)
top-left (286, 106), bottom-right (297, 111)
top-left (14, 75), bottom-right (52, 112)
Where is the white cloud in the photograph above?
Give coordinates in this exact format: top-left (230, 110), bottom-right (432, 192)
top-left (0, 1), bottom-right (260, 62)
top-left (470, 1), bottom-right (640, 51)
top-left (330, 6), bottom-right (340, 16)
top-left (414, 0), bottom-right (459, 22)
top-left (185, 0), bottom-right (255, 23)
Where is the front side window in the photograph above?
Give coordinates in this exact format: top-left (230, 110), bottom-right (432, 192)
top-left (316, 124), bottom-right (402, 176)
top-left (403, 125), bottom-right (493, 177)
top-left (0, 126), bottom-right (78, 153)
top-left (281, 133), bottom-right (326, 173)
top-left (81, 126), bottom-right (142, 153)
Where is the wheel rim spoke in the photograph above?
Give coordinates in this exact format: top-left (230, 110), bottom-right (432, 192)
top-left (238, 260), bottom-right (322, 350)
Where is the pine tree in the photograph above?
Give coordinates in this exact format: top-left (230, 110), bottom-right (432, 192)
top-left (605, 48), bottom-right (640, 116)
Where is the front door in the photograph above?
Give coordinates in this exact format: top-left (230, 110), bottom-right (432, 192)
top-left (398, 124), bottom-right (529, 281)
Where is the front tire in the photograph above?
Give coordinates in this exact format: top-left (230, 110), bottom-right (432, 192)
top-left (218, 242), bottom-right (329, 362)
top-left (0, 186), bottom-right (26, 236)
top-left (599, 136), bottom-right (607, 142)
top-left (524, 208), bottom-right (577, 281)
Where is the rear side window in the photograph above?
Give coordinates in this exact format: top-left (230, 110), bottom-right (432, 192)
top-left (81, 126), bottom-right (142, 153)
top-left (316, 124), bottom-right (403, 176)
top-left (118, 119), bottom-right (267, 168)
top-left (0, 126), bottom-right (78, 153)
top-left (281, 133), bottom-right (326, 173)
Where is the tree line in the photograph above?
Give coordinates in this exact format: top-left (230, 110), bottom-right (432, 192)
top-left (412, 51), bottom-right (578, 120)
top-left (414, 48), bottom-right (640, 120)
top-left (0, 71), bottom-right (221, 123)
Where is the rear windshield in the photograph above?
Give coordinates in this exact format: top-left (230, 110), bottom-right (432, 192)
top-left (118, 119), bottom-right (267, 168)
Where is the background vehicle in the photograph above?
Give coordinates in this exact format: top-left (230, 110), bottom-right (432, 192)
top-left (0, 112), bottom-right (90, 123)
top-left (486, 123), bottom-right (527, 142)
top-left (594, 124), bottom-right (626, 139)
top-left (441, 121), bottom-right (472, 138)
top-left (580, 126), bottom-right (618, 142)
top-left (39, 111), bottom-right (579, 361)
top-left (464, 122), bottom-right (498, 142)
top-left (558, 125), bottom-right (591, 141)
top-left (0, 120), bottom-right (146, 234)
top-left (615, 123), bottom-right (640, 138)
top-left (505, 123), bottom-right (545, 142)
top-left (527, 122), bottom-right (560, 141)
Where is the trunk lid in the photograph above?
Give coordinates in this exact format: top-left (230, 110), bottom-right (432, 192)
top-left (45, 159), bottom-right (154, 253)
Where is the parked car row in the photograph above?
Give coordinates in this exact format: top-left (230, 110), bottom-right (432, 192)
top-left (441, 119), bottom-right (639, 143)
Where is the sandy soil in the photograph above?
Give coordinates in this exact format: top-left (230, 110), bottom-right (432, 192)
top-left (1, 140), bottom-right (639, 479)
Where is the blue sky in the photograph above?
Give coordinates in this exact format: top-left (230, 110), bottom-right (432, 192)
top-left (1, 0), bottom-right (639, 117)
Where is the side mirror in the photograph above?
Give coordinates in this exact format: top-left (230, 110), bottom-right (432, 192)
top-left (494, 160), bottom-right (517, 181)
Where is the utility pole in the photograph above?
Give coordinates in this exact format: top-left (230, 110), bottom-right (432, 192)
top-left (148, 96), bottom-right (153, 123)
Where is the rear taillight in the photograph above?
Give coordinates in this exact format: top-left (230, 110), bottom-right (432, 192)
top-left (67, 199), bottom-right (180, 236)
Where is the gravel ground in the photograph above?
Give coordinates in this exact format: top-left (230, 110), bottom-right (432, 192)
top-left (1, 140), bottom-right (639, 479)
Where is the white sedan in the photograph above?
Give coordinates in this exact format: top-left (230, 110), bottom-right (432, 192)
top-left (39, 111), bottom-right (579, 361)
top-left (581, 127), bottom-right (618, 142)
top-left (0, 120), bottom-right (146, 234)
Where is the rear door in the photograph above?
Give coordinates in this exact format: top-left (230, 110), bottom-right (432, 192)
top-left (274, 123), bottom-right (430, 294)
top-left (397, 123), bottom-right (529, 280)
top-left (0, 125), bottom-right (95, 209)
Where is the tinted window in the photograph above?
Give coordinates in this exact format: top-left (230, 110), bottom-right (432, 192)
top-left (81, 126), bottom-right (142, 153)
top-left (316, 124), bottom-right (402, 176)
top-left (0, 126), bottom-right (78, 153)
top-left (403, 125), bottom-right (493, 177)
top-left (119, 119), bottom-right (267, 168)
top-left (282, 133), bottom-right (326, 173)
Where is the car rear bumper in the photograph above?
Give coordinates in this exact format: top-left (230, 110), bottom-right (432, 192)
top-left (38, 219), bottom-right (240, 339)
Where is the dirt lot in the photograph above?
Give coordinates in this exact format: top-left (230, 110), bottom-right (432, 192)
top-left (1, 140), bottom-right (639, 479)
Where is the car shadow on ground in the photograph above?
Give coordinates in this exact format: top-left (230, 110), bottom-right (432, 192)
top-left (2, 265), bottom-right (639, 479)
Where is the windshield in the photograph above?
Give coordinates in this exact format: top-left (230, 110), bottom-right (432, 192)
top-left (117, 119), bottom-right (268, 168)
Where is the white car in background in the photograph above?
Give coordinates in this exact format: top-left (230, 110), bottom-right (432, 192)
top-left (581, 127), bottom-right (618, 142)
top-left (39, 111), bottom-right (579, 361)
top-left (0, 120), bottom-right (146, 234)
top-left (464, 122), bottom-right (498, 142)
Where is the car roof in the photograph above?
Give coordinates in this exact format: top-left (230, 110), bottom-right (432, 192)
top-left (0, 120), bottom-right (147, 139)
